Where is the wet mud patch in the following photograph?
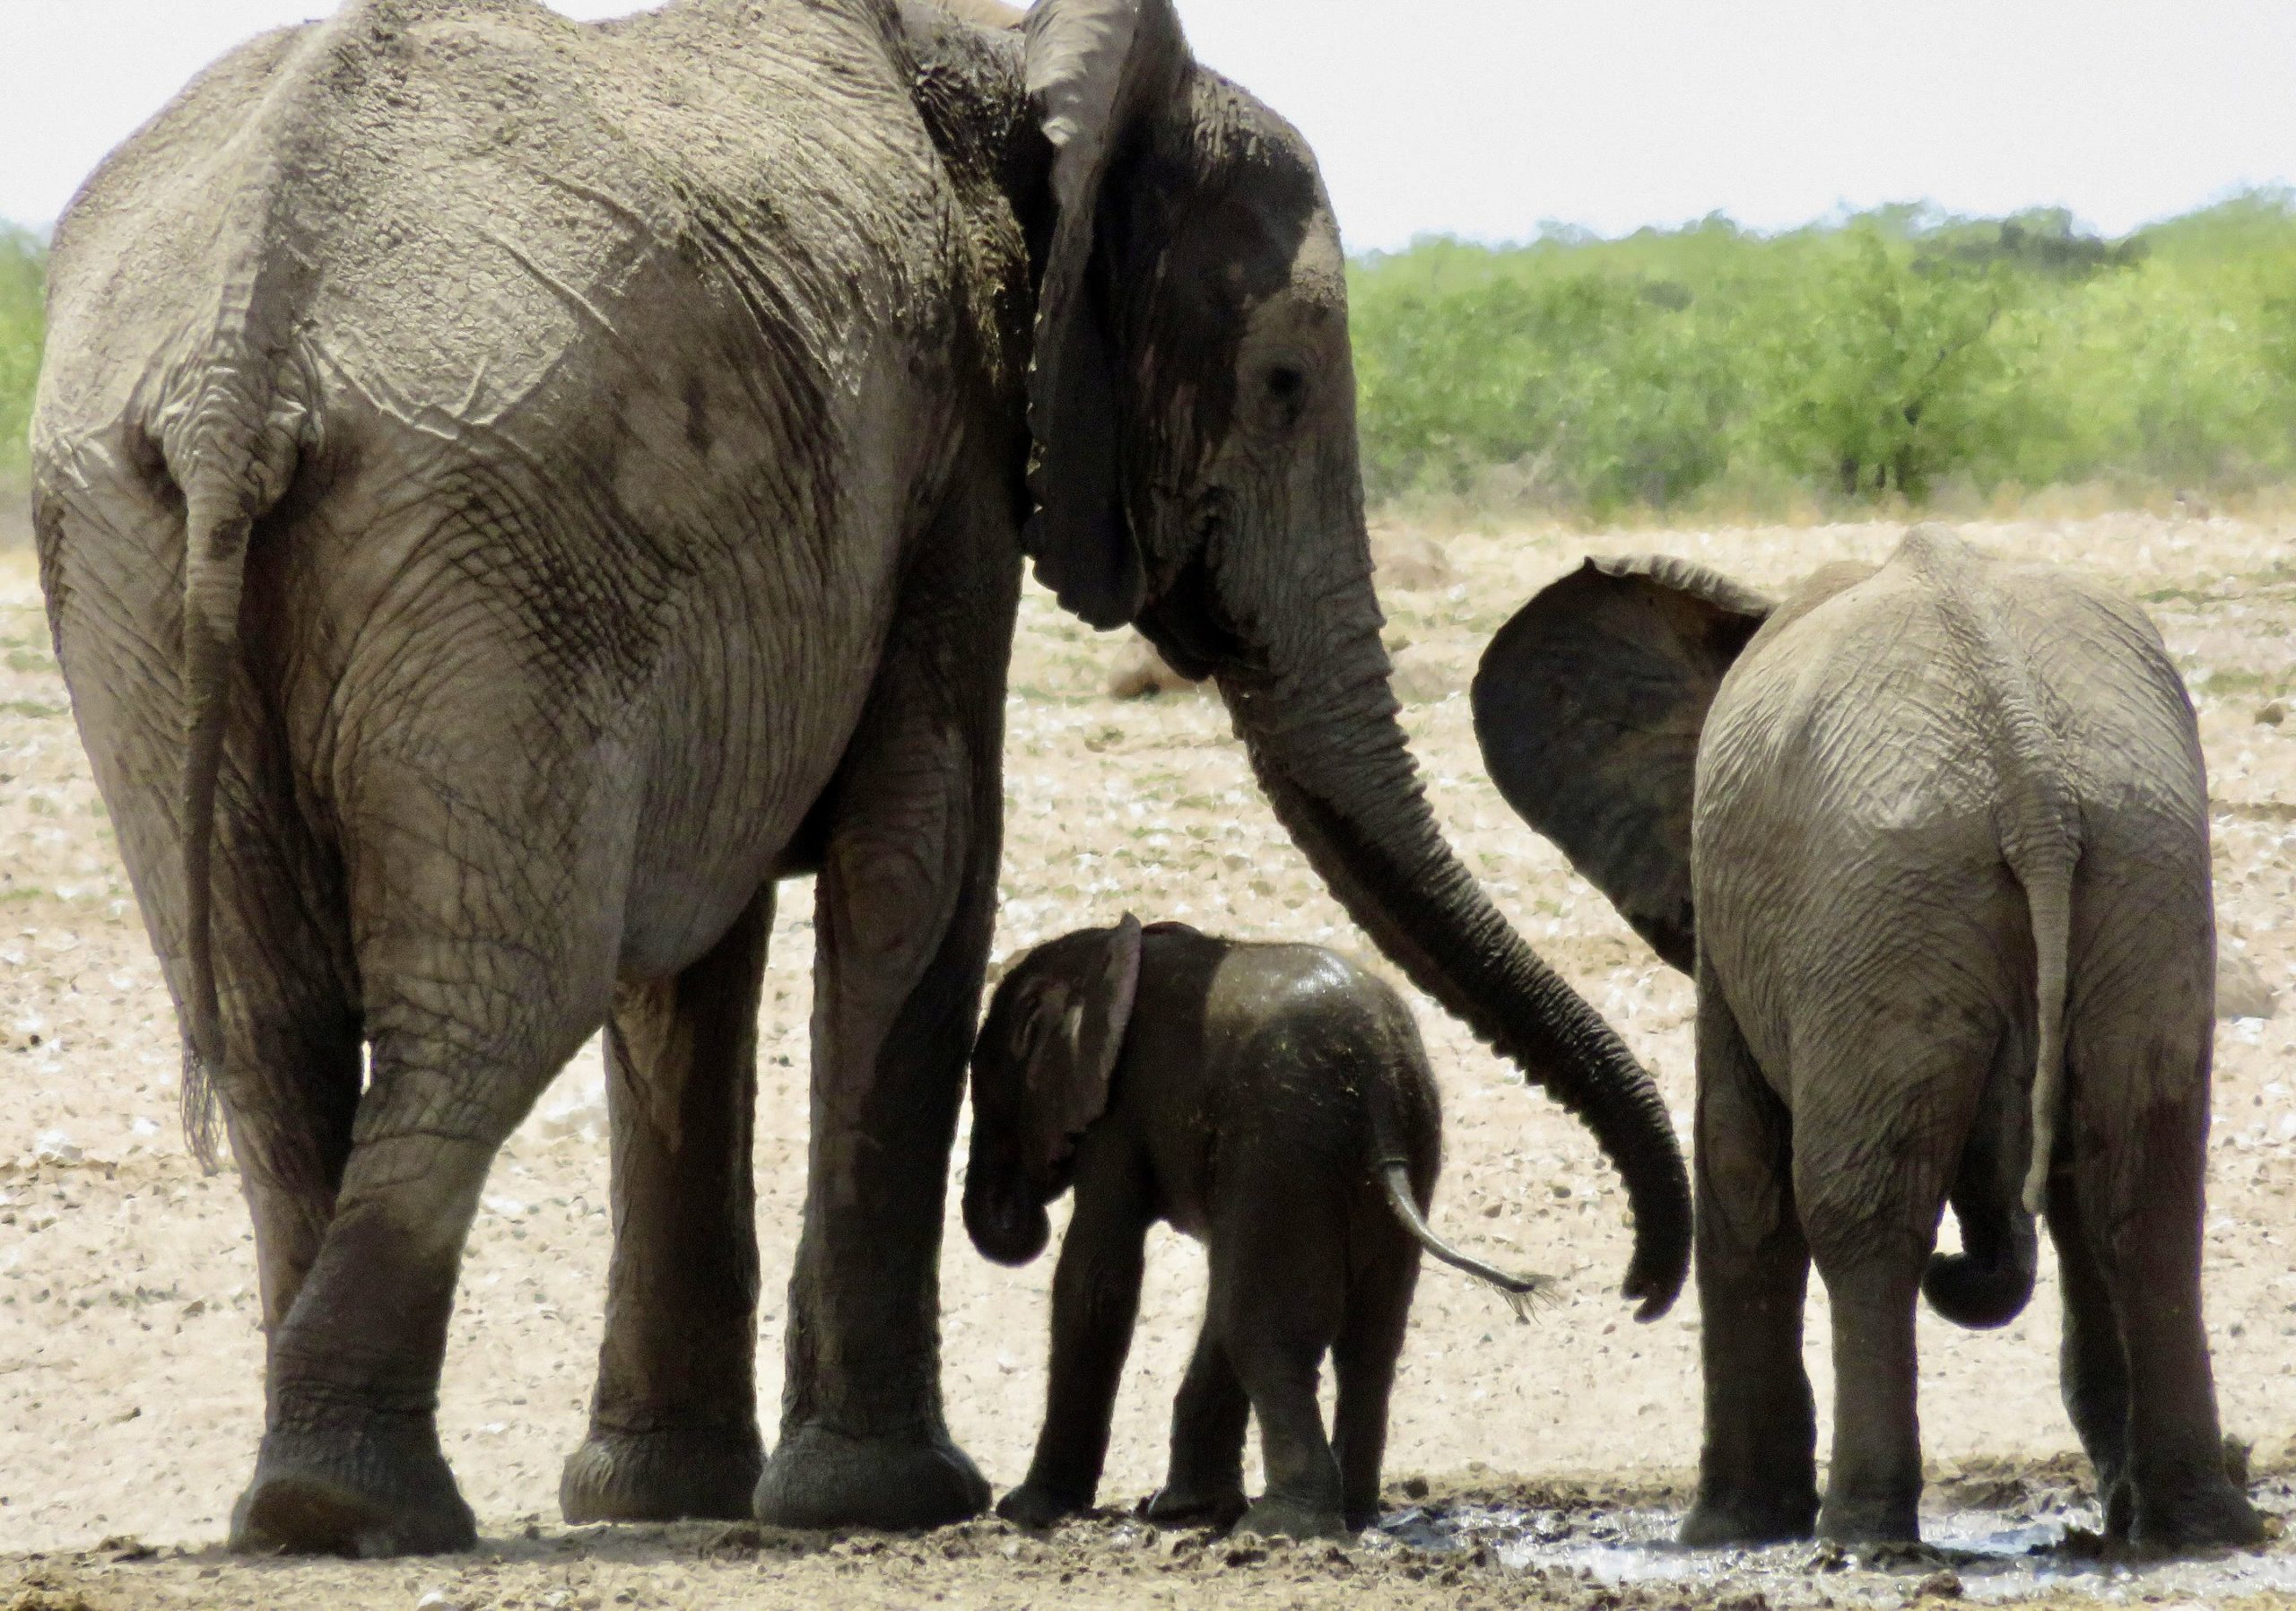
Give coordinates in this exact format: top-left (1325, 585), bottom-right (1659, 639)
top-left (1372, 1459), bottom-right (2296, 1606)
top-left (3, 1465), bottom-right (2293, 1611)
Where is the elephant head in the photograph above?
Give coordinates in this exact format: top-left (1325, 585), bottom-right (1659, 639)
top-left (1010, 0), bottom-right (1692, 1318)
top-left (964, 915), bottom-right (1144, 1265)
top-left (1471, 553), bottom-right (1850, 971)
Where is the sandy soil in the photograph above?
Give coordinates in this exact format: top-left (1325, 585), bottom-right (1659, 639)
top-left (0, 513), bottom-right (2292, 1609)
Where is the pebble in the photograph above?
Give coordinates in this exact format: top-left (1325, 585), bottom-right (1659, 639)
top-left (2216, 949), bottom-right (2277, 1019)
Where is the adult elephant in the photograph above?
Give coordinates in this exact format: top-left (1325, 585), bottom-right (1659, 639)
top-left (31, 0), bottom-right (1687, 1556)
top-left (1472, 533), bottom-right (2261, 1551)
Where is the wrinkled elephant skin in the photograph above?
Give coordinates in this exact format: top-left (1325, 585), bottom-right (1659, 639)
top-left (34, 0), bottom-right (1688, 1554)
top-left (964, 918), bottom-right (1546, 1538)
top-left (1474, 526), bottom-right (2264, 1553)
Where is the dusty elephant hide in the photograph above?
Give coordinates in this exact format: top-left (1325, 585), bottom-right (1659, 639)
top-left (30, 0), bottom-right (1687, 1561)
top-left (1474, 525), bottom-right (2264, 1553)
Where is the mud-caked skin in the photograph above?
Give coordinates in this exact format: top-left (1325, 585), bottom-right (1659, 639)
top-left (1474, 526), bottom-right (2265, 1554)
top-left (966, 919), bottom-right (1544, 1539)
top-left (33, 0), bottom-right (1691, 1558)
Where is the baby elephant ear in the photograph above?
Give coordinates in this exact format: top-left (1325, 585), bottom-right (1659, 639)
top-left (1471, 555), bottom-right (1771, 974)
top-left (1024, 914), bottom-right (1144, 1179)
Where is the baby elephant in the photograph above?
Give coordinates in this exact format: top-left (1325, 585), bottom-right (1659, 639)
top-left (963, 916), bottom-right (1543, 1539)
top-left (1474, 526), bottom-right (2262, 1552)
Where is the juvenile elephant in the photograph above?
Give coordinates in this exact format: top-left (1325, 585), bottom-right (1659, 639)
top-left (965, 916), bottom-right (1544, 1538)
top-left (1471, 527), bottom-right (2263, 1551)
top-left (32, 0), bottom-right (1688, 1557)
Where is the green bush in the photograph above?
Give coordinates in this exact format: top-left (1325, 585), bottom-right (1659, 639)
top-left (1348, 190), bottom-right (2296, 516)
top-left (2, 195), bottom-right (2291, 517)
top-left (0, 223), bottom-right (42, 482)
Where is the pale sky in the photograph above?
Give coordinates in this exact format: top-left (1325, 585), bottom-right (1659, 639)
top-left (4, 0), bottom-right (2293, 251)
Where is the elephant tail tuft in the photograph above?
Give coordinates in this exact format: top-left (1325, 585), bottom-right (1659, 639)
top-left (1363, 1073), bottom-right (1551, 1317)
top-left (1374, 1163), bottom-right (1551, 1321)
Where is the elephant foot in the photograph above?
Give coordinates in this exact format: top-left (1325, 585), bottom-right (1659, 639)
top-left (996, 1479), bottom-right (1094, 1529)
top-left (1235, 1494), bottom-right (1349, 1540)
top-left (2129, 1479), bottom-right (2265, 1554)
top-left (230, 1425), bottom-right (475, 1557)
top-left (560, 1424), bottom-right (763, 1524)
top-left (752, 1424), bottom-right (989, 1530)
top-left (1677, 1489), bottom-right (1818, 1548)
top-left (1815, 1495), bottom-right (1921, 1547)
top-left (1142, 1480), bottom-right (1248, 1529)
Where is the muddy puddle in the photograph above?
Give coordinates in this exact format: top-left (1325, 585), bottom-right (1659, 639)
top-left (1364, 1469), bottom-right (2296, 1605)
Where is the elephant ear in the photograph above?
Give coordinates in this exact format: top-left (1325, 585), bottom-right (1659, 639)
top-left (1019, 0), bottom-right (1188, 629)
top-left (1470, 555), bottom-right (1773, 975)
top-left (1022, 913), bottom-right (1144, 1179)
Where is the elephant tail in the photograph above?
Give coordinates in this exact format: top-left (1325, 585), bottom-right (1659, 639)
top-left (1906, 528), bottom-right (2081, 1221)
top-left (1901, 527), bottom-right (2080, 1323)
top-left (2014, 846), bottom-right (2076, 1216)
top-left (1921, 675), bottom-right (2077, 1328)
top-left (164, 367), bottom-right (307, 1171)
top-left (1365, 1090), bottom-right (1550, 1321)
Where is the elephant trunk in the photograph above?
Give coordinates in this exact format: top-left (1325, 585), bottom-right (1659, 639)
top-left (962, 1172), bottom-right (1050, 1267)
top-left (1922, 1210), bottom-right (2039, 1330)
top-left (961, 1080), bottom-right (1051, 1267)
top-left (1216, 580), bottom-right (1692, 1319)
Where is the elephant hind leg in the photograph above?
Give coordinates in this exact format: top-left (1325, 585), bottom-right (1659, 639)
top-left (2057, 1018), bottom-right (2260, 1551)
top-left (178, 694), bottom-right (366, 1335)
top-left (561, 884), bottom-right (774, 1525)
top-left (2046, 1164), bottom-right (2134, 1537)
top-left (234, 770), bottom-right (631, 1556)
top-left (1681, 965), bottom-right (1817, 1547)
top-left (1796, 1028), bottom-right (1992, 1545)
top-left (1214, 1197), bottom-right (1349, 1540)
top-left (1332, 1244), bottom-right (1419, 1532)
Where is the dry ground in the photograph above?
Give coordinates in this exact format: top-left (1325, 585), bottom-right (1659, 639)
top-left (0, 513), bottom-right (2292, 1609)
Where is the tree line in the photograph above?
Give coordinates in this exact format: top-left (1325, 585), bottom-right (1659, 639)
top-left (8, 192), bottom-right (2296, 517)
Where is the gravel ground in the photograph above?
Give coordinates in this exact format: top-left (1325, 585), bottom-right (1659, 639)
top-left (0, 511), bottom-right (2290, 1608)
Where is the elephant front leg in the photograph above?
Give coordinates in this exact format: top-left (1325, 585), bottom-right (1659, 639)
top-left (1219, 1219), bottom-right (1349, 1540)
top-left (1810, 1258), bottom-right (1924, 1544)
top-left (561, 886), bottom-right (773, 1523)
top-left (1680, 974), bottom-right (1818, 1547)
top-left (751, 640), bottom-right (1003, 1530)
top-left (227, 997), bottom-right (364, 1346)
top-left (998, 1164), bottom-right (1152, 1528)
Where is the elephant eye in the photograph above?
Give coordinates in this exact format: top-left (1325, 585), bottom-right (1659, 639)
top-left (1255, 361), bottom-right (1309, 434)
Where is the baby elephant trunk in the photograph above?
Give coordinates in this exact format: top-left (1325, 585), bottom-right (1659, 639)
top-left (1368, 1095), bottom-right (1549, 1321)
